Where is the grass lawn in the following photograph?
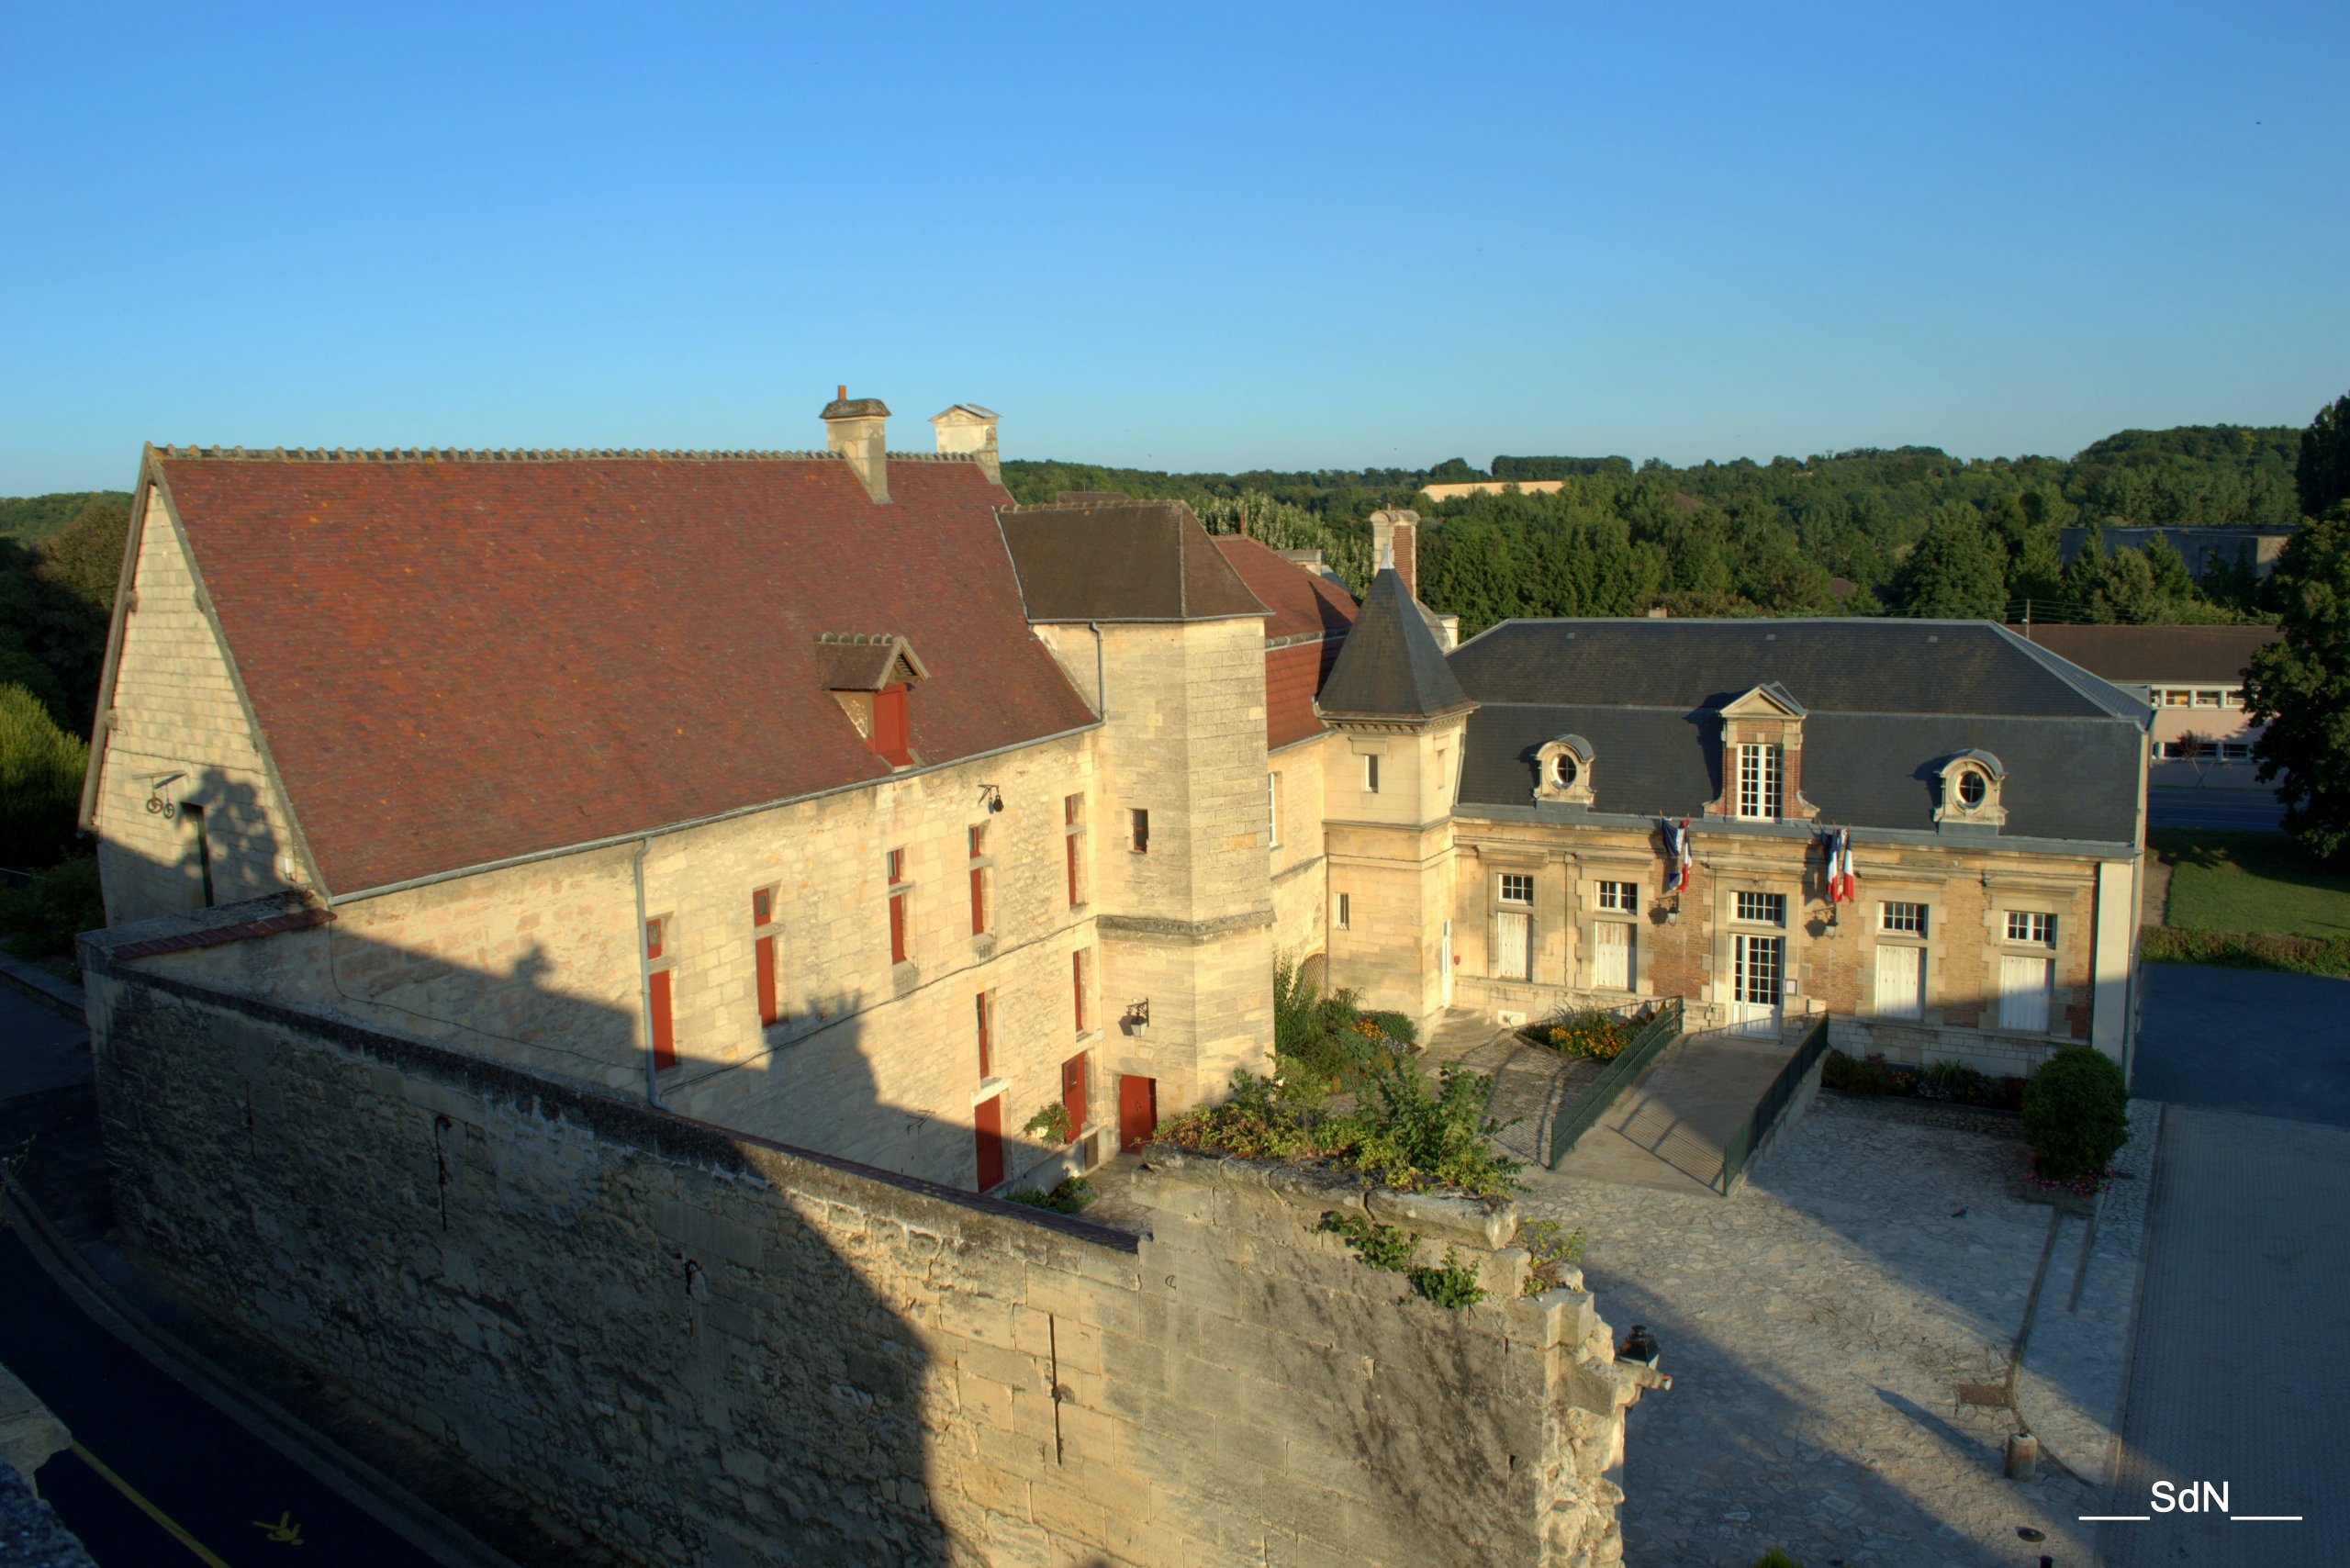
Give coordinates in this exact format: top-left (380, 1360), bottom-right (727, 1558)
top-left (2150, 830), bottom-right (2350, 939)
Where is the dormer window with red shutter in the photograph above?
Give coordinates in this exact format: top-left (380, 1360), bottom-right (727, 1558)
top-left (815, 633), bottom-right (929, 770)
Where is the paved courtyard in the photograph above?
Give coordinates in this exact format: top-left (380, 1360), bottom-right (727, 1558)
top-left (1517, 1092), bottom-right (2156, 1568)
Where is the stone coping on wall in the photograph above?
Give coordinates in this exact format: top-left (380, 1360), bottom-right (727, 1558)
top-left (85, 950), bottom-right (1146, 1257)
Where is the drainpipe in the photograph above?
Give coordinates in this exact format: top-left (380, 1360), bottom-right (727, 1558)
top-left (632, 837), bottom-right (661, 1108)
top-left (1089, 622), bottom-right (1108, 720)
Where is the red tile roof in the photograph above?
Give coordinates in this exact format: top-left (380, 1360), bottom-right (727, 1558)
top-left (1212, 536), bottom-right (1358, 750)
top-left (140, 450), bottom-right (1098, 897)
top-left (2002, 623), bottom-right (2277, 684)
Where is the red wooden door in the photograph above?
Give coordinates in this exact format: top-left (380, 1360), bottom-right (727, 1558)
top-left (1060, 1051), bottom-right (1089, 1137)
top-left (1118, 1075), bottom-right (1158, 1153)
top-left (974, 1094), bottom-right (1004, 1192)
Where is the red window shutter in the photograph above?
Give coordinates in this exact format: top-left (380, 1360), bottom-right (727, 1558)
top-left (969, 867), bottom-right (987, 935)
top-left (974, 1094), bottom-right (1004, 1192)
top-left (1061, 1051), bottom-right (1088, 1135)
top-left (754, 934), bottom-right (778, 1026)
top-left (1071, 950), bottom-right (1085, 1032)
top-left (1065, 835), bottom-right (1079, 906)
top-left (975, 992), bottom-right (991, 1079)
top-left (649, 969), bottom-right (676, 1069)
top-left (870, 684), bottom-right (912, 766)
top-left (889, 890), bottom-right (908, 965)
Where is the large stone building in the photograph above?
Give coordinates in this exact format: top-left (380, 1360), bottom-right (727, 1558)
top-left (2008, 622), bottom-right (2277, 788)
top-left (81, 398), bottom-right (2153, 1217)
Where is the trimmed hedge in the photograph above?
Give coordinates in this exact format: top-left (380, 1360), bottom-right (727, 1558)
top-left (2021, 1046), bottom-right (2130, 1184)
top-left (2141, 924), bottom-right (2350, 979)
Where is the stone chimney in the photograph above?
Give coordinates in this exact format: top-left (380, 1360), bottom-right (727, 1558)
top-left (821, 386), bottom-right (890, 503)
top-left (1369, 509), bottom-right (1420, 601)
top-left (929, 404), bottom-right (1002, 486)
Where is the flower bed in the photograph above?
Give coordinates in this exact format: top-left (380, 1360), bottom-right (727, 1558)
top-left (1820, 1049), bottom-right (2024, 1112)
top-left (1150, 1064), bottom-right (1522, 1201)
top-left (1523, 1004), bottom-right (1659, 1062)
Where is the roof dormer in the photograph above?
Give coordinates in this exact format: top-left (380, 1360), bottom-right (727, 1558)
top-left (1532, 734), bottom-right (1597, 806)
top-left (1933, 748), bottom-right (2008, 830)
top-left (818, 633), bottom-right (928, 767)
top-left (1704, 682), bottom-right (1820, 822)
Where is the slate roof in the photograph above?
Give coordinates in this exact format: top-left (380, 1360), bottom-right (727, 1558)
top-left (1316, 569), bottom-right (1473, 722)
top-left (127, 449), bottom-right (1098, 897)
top-left (1213, 535), bottom-right (1359, 752)
top-left (998, 500), bottom-right (1270, 623)
top-left (1449, 619), bottom-right (2148, 846)
top-left (2003, 623), bottom-right (2277, 685)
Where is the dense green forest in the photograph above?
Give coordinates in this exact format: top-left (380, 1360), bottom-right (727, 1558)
top-left (1005, 417), bottom-right (2324, 637)
top-left (0, 488), bottom-right (129, 544)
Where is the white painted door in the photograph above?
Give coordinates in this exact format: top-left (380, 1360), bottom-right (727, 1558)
top-left (1493, 911), bottom-right (1530, 980)
top-left (1440, 920), bottom-right (1454, 1006)
top-left (1874, 945), bottom-right (1924, 1020)
top-left (1999, 955), bottom-right (2052, 1033)
top-left (1729, 934), bottom-right (1783, 1036)
top-left (1595, 922), bottom-right (1632, 991)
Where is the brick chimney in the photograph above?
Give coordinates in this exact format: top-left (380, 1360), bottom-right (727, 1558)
top-left (929, 404), bottom-right (1002, 486)
top-left (821, 386), bottom-right (890, 503)
top-left (1369, 509), bottom-right (1420, 601)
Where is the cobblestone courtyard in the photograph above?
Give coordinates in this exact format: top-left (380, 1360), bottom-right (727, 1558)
top-left (1517, 1092), bottom-right (2156, 1568)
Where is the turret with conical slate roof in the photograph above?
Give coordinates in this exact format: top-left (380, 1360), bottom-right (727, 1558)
top-left (1315, 566), bottom-right (1475, 723)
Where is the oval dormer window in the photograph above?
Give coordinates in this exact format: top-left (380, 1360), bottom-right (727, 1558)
top-left (1957, 769), bottom-right (1986, 807)
top-left (1553, 755), bottom-right (1579, 788)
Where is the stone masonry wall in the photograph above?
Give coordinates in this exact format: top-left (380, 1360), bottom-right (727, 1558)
top-left (93, 486), bottom-right (307, 924)
top-left (86, 955), bottom-right (1643, 1567)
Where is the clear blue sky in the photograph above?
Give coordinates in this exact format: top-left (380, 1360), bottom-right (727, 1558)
top-left (5, 2), bottom-right (2345, 495)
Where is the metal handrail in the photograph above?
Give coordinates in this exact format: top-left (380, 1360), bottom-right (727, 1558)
top-left (1718, 1013), bottom-right (1831, 1193)
top-left (1545, 996), bottom-right (1684, 1168)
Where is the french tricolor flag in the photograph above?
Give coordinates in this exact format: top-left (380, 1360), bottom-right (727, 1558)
top-left (1662, 819), bottom-right (1693, 894)
top-left (1825, 827), bottom-right (1858, 904)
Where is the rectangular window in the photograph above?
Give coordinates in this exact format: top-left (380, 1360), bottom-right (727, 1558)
top-left (2221, 688), bottom-right (2243, 708)
top-left (1879, 901), bottom-right (1928, 937)
top-left (1129, 807), bottom-right (1149, 854)
top-left (1072, 948), bottom-right (1091, 1034)
top-left (1268, 772), bottom-right (1281, 848)
top-left (1435, 747), bottom-right (1449, 810)
top-left (1061, 1051), bottom-right (1090, 1137)
top-left (645, 916), bottom-right (676, 1070)
top-left (1596, 880), bottom-right (1639, 913)
top-left (752, 887), bottom-right (779, 1027)
top-left (974, 1093), bottom-right (1005, 1191)
top-left (2221, 742), bottom-right (2252, 761)
top-left (1735, 890), bottom-right (1787, 926)
top-left (1874, 944), bottom-right (1925, 1020)
top-left (2006, 910), bottom-right (2056, 946)
top-left (1736, 744), bottom-right (1782, 820)
top-left (1594, 920), bottom-right (1633, 990)
top-left (180, 803), bottom-right (216, 910)
top-left (2194, 689), bottom-right (2221, 707)
top-left (1336, 891), bottom-right (1351, 930)
top-left (868, 682), bottom-right (912, 765)
top-left (975, 991), bottom-right (993, 1080)
top-left (887, 848), bottom-right (910, 965)
top-left (968, 825), bottom-right (989, 936)
top-left (1064, 793), bottom-right (1085, 906)
top-left (1734, 933), bottom-right (1784, 1006)
top-left (1364, 753), bottom-right (1381, 794)
top-left (1999, 955), bottom-right (2053, 1033)
top-left (1498, 873), bottom-right (1534, 905)
top-left (2165, 689), bottom-right (2191, 706)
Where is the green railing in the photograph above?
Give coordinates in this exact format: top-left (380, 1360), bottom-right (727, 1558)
top-left (1718, 1013), bottom-right (1831, 1193)
top-left (1545, 997), bottom-right (1684, 1168)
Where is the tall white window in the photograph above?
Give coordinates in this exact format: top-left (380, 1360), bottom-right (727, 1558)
top-left (1492, 874), bottom-right (1533, 981)
top-left (1736, 744), bottom-right (1782, 819)
top-left (1999, 956), bottom-right (2053, 1033)
top-left (1874, 945), bottom-right (1925, 1019)
top-left (1364, 753), bottom-right (1381, 794)
top-left (1335, 892), bottom-right (1351, 931)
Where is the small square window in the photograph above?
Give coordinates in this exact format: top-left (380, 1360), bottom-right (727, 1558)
top-left (1734, 890), bottom-right (1786, 926)
top-left (1880, 901), bottom-right (1927, 936)
top-left (2006, 910), bottom-right (2056, 946)
top-left (887, 848), bottom-right (906, 885)
top-left (1498, 873), bottom-right (1534, 905)
top-left (1596, 880), bottom-right (1638, 913)
top-left (968, 825), bottom-right (986, 859)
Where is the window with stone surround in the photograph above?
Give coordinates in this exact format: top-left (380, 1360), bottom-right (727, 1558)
top-left (1129, 807), bottom-right (1149, 854)
top-left (1734, 890), bottom-right (1786, 926)
top-left (887, 848), bottom-right (911, 966)
top-left (1072, 947), bottom-right (1092, 1034)
top-left (1498, 873), bottom-right (1534, 905)
top-left (975, 990), bottom-right (994, 1080)
top-left (968, 824), bottom-right (991, 936)
top-left (645, 915), bottom-right (677, 1070)
top-left (1736, 745), bottom-right (1782, 820)
top-left (1364, 753), bottom-right (1381, 794)
top-left (2005, 910), bottom-right (2056, 947)
top-left (1879, 901), bottom-right (1927, 937)
top-left (1064, 793), bottom-right (1085, 906)
top-left (1596, 880), bottom-right (1638, 913)
top-left (1336, 891), bottom-right (1351, 930)
top-left (751, 886), bottom-right (779, 1027)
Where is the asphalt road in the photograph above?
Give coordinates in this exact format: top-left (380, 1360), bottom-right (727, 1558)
top-left (2147, 786), bottom-right (2285, 833)
top-left (1, 979), bottom-right (437, 1567)
top-left (2103, 965), bottom-right (2350, 1564)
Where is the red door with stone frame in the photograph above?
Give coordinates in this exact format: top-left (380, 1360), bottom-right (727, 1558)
top-left (974, 1094), bottom-right (1005, 1192)
top-left (1118, 1074), bottom-right (1158, 1153)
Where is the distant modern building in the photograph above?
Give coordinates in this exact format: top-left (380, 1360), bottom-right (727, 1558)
top-left (2055, 524), bottom-right (2296, 580)
top-left (2007, 623), bottom-right (2279, 787)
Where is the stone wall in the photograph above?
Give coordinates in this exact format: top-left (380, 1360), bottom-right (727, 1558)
top-left (85, 953), bottom-right (1644, 1567)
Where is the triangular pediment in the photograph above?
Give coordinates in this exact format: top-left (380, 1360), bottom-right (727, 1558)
top-left (1720, 681), bottom-right (1806, 719)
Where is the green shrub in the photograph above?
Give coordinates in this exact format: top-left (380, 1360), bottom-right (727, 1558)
top-left (1751, 1551), bottom-right (1805, 1568)
top-left (1155, 1063), bottom-right (1523, 1200)
top-left (1518, 1218), bottom-right (1586, 1294)
top-left (2021, 1046), bottom-right (2130, 1184)
top-left (2142, 923), bottom-right (2350, 979)
top-left (0, 852), bottom-right (102, 961)
top-left (0, 684), bottom-right (87, 873)
top-left (1821, 1048), bottom-right (1913, 1096)
top-left (1006, 1174), bottom-right (1097, 1215)
top-left (1316, 1211), bottom-right (1417, 1271)
top-left (1404, 1249), bottom-right (1485, 1310)
top-left (1270, 957), bottom-right (1414, 1098)
top-left (1023, 1102), bottom-right (1075, 1145)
